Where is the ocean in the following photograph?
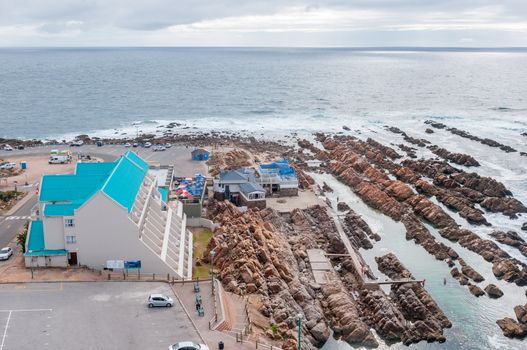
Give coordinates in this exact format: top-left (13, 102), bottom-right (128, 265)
top-left (1, 48), bottom-right (527, 349)
top-left (0, 47), bottom-right (526, 140)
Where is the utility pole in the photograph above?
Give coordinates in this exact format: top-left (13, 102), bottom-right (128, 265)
top-left (296, 313), bottom-right (303, 350)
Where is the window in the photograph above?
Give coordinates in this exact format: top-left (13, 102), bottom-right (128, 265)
top-left (65, 219), bottom-right (75, 227)
top-left (66, 235), bottom-right (76, 244)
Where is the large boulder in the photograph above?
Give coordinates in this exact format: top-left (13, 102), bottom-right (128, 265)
top-left (484, 284), bottom-right (504, 299)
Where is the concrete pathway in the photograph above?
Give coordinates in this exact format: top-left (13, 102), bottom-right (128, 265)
top-left (172, 280), bottom-right (270, 350)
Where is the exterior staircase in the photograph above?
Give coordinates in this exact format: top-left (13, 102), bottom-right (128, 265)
top-left (131, 173), bottom-right (193, 279)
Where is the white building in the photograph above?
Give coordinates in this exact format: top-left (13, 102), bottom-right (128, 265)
top-left (25, 151), bottom-right (192, 279)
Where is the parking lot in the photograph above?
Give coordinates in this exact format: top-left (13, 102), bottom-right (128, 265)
top-left (0, 282), bottom-right (201, 350)
top-left (0, 144), bottom-right (209, 178)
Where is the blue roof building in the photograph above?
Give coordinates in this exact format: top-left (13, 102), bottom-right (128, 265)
top-left (25, 151), bottom-right (193, 279)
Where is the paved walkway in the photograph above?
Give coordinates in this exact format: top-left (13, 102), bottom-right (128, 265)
top-left (172, 280), bottom-right (271, 350)
top-left (327, 208), bottom-right (370, 284)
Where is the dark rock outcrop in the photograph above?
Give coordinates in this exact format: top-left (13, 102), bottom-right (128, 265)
top-left (484, 284), bottom-right (504, 298)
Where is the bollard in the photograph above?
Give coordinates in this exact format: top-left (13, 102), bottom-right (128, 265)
top-left (167, 273), bottom-right (170, 281)
top-left (107, 273), bottom-right (111, 280)
top-left (153, 273), bottom-right (155, 280)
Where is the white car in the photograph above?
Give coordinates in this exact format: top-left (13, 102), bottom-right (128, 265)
top-left (153, 145), bottom-right (166, 152)
top-left (3, 144), bottom-right (13, 151)
top-left (0, 162), bottom-right (16, 170)
top-left (144, 142), bottom-right (152, 148)
top-left (168, 342), bottom-right (209, 350)
top-left (0, 247), bottom-right (13, 261)
top-left (148, 294), bottom-right (173, 308)
top-left (165, 143), bottom-right (172, 148)
top-left (124, 143), bottom-right (132, 148)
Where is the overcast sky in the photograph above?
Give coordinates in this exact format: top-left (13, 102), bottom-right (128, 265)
top-left (0, 0), bottom-right (526, 47)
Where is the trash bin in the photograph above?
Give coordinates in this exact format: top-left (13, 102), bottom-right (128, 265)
top-left (218, 341), bottom-right (224, 350)
top-left (21, 161), bottom-right (27, 170)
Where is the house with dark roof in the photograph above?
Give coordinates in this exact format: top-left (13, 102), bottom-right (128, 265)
top-left (213, 168), bottom-right (266, 208)
top-left (25, 151), bottom-right (193, 279)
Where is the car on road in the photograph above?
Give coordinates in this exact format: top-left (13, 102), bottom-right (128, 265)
top-left (0, 162), bottom-right (17, 170)
top-left (0, 247), bottom-right (13, 261)
top-left (124, 143), bottom-right (132, 148)
top-left (3, 144), bottom-right (13, 151)
top-left (148, 294), bottom-right (173, 308)
top-left (70, 140), bottom-right (84, 147)
top-left (153, 145), bottom-right (166, 152)
top-left (144, 142), bottom-right (152, 148)
top-left (168, 342), bottom-right (209, 350)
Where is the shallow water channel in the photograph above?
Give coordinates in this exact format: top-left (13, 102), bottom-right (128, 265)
top-left (311, 173), bottom-right (525, 350)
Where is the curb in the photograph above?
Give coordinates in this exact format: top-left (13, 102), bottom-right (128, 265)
top-left (4, 192), bottom-right (35, 216)
top-left (170, 283), bottom-right (208, 345)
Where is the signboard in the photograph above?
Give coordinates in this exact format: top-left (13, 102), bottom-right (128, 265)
top-left (124, 260), bottom-right (141, 269)
top-left (106, 260), bottom-right (124, 269)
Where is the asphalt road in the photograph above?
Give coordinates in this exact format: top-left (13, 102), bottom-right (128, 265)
top-left (0, 282), bottom-right (201, 350)
top-left (0, 195), bottom-right (37, 249)
top-left (0, 144), bottom-right (208, 177)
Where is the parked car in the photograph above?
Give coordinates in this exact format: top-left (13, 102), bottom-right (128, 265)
top-left (0, 162), bottom-right (16, 170)
top-left (69, 140), bottom-right (84, 147)
top-left (132, 143), bottom-right (139, 148)
top-left (153, 145), bottom-right (166, 152)
top-left (96, 141), bottom-right (103, 147)
top-left (168, 342), bottom-right (209, 350)
top-left (17, 145), bottom-right (25, 150)
top-left (124, 143), bottom-right (132, 148)
top-left (0, 247), bottom-right (13, 261)
top-left (165, 143), bottom-right (172, 148)
top-left (144, 142), bottom-right (152, 148)
top-left (147, 294), bottom-right (173, 308)
top-left (49, 156), bottom-right (70, 164)
top-left (3, 144), bottom-right (13, 151)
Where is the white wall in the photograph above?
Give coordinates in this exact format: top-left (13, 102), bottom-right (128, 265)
top-left (43, 216), bottom-right (65, 250)
top-left (74, 192), bottom-right (180, 276)
top-left (25, 255), bottom-right (67, 268)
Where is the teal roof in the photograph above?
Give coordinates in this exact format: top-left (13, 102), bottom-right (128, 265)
top-left (102, 151), bottom-right (148, 212)
top-left (75, 162), bottom-right (117, 176)
top-left (44, 203), bottom-right (80, 216)
top-left (24, 220), bottom-right (66, 256)
top-left (39, 151), bottom-right (148, 216)
top-left (158, 187), bottom-right (168, 203)
top-left (27, 220), bottom-right (44, 251)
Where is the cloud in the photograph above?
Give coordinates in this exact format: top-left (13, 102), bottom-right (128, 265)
top-left (0, 0), bottom-right (526, 46)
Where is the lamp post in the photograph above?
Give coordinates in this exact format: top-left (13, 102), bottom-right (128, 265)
top-left (13, 180), bottom-right (18, 193)
top-left (210, 249), bottom-right (216, 296)
top-left (296, 313), bottom-right (303, 350)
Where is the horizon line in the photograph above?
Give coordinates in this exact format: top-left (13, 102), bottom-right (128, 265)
top-left (1, 46), bottom-right (527, 51)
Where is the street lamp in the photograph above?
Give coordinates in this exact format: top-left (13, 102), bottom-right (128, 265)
top-left (210, 249), bottom-right (216, 296)
top-left (296, 313), bottom-right (304, 350)
top-left (13, 180), bottom-right (18, 193)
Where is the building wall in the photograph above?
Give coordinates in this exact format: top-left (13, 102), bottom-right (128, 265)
top-left (73, 192), bottom-right (179, 276)
top-left (278, 188), bottom-right (298, 197)
top-left (43, 216), bottom-right (65, 250)
top-left (25, 255), bottom-right (68, 268)
top-left (239, 195), bottom-right (266, 209)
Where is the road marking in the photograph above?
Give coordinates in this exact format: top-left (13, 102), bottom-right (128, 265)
top-left (3, 216), bottom-right (31, 221)
top-left (0, 309), bottom-right (52, 313)
top-left (0, 311), bottom-right (12, 350)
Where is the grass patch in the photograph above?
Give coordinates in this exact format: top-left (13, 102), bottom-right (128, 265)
top-left (191, 227), bottom-right (214, 279)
